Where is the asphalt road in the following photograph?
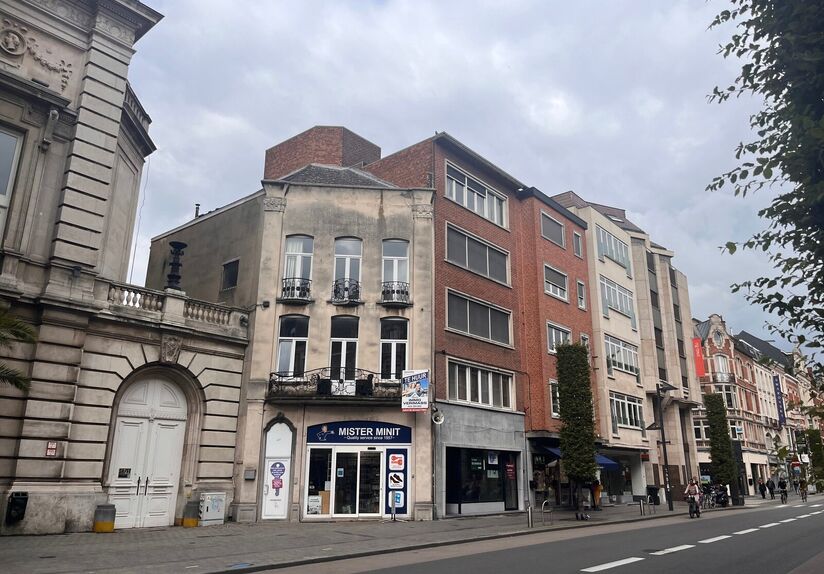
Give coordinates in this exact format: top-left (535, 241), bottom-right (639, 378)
top-left (269, 501), bottom-right (824, 574)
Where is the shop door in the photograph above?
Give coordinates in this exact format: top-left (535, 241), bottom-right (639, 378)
top-left (502, 452), bottom-right (519, 511)
top-left (333, 450), bottom-right (382, 517)
top-left (107, 378), bottom-right (187, 529)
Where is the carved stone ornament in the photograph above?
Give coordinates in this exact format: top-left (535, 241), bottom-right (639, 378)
top-left (0, 17), bottom-right (73, 91)
top-left (263, 197), bottom-right (287, 212)
top-left (27, 0), bottom-right (93, 29)
top-left (160, 334), bottom-right (183, 364)
top-left (412, 203), bottom-right (433, 219)
top-left (95, 12), bottom-right (135, 45)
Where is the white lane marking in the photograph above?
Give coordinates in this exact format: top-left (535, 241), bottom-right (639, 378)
top-left (734, 528), bottom-right (759, 535)
top-left (649, 545), bottom-right (695, 556)
top-left (581, 557), bottom-right (646, 572)
top-left (793, 504), bottom-right (805, 508)
top-left (811, 511), bottom-right (823, 515)
top-left (810, 504), bottom-right (822, 508)
top-left (760, 522), bottom-right (780, 528)
top-left (778, 505), bottom-right (788, 508)
top-left (780, 518), bottom-right (797, 523)
top-left (797, 514), bottom-right (811, 518)
top-left (698, 535), bottom-right (731, 544)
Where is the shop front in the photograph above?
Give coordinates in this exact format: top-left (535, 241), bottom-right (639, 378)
top-left (303, 420), bottom-right (412, 519)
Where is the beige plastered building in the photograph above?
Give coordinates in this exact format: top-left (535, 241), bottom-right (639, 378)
top-left (147, 159), bottom-right (435, 521)
top-left (0, 1), bottom-right (248, 535)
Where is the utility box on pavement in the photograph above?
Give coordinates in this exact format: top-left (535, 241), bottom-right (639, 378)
top-left (199, 492), bottom-right (226, 526)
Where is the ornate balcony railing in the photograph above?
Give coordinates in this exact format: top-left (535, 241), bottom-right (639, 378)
top-left (380, 281), bottom-right (411, 306)
top-left (280, 277), bottom-right (312, 303)
top-left (711, 372), bottom-right (736, 384)
top-left (331, 278), bottom-right (361, 304)
top-left (268, 367), bottom-right (401, 400)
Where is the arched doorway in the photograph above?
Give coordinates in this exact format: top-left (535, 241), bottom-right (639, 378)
top-left (107, 375), bottom-right (188, 529)
top-left (261, 421), bottom-right (293, 520)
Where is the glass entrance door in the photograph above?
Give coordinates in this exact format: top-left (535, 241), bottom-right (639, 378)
top-left (331, 449), bottom-right (383, 517)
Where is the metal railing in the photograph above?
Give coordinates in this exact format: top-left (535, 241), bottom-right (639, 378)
top-left (280, 277), bottom-right (312, 301)
top-left (331, 278), bottom-right (361, 303)
top-left (380, 281), bottom-right (411, 305)
top-left (268, 367), bottom-right (401, 399)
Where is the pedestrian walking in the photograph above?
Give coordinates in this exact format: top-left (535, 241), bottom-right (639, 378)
top-left (758, 479), bottom-right (766, 499)
top-left (767, 478), bottom-right (776, 499)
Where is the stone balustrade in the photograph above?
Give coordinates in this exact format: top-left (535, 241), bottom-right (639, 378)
top-left (107, 283), bottom-right (165, 311)
top-left (184, 300), bottom-right (233, 325)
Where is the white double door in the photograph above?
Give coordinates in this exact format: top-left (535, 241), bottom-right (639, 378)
top-left (107, 378), bottom-right (187, 529)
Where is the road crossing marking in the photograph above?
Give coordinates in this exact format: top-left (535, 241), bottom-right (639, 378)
top-left (581, 557), bottom-right (646, 572)
top-left (734, 528), bottom-right (759, 534)
top-left (759, 522), bottom-right (780, 528)
top-left (793, 504), bottom-right (805, 507)
top-left (649, 545), bottom-right (695, 556)
top-left (811, 511), bottom-right (823, 515)
top-left (698, 535), bottom-right (731, 544)
top-left (780, 518), bottom-right (797, 523)
top-left (777, 505), bottom-right (788, 508)
top-left (810, 504), bottom-right (822, 508)
top-left (796, 514), bottom-right (811, 518)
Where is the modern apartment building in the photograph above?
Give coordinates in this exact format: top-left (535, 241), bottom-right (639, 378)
top-left (147, 127), bottom-right (436, 521)
top-left (554, 193), bottom-right (701, 504)
top-left (0, 0), bottom-right (248, 535)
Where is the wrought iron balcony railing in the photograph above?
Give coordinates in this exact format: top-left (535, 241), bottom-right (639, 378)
top-left (268, 367), bottom-right (401, 400)
top-left (380, 281), bottom-right (411, 306)
top-left (331, 278), bottom-right (361, 304)
top-left (711, 372), bottom-right (736, 384)
top-left (280, 277), bottom-right (312, 302)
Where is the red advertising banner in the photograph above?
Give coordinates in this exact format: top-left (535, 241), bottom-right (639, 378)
top-left (692, 338), bottom-right (706, 377)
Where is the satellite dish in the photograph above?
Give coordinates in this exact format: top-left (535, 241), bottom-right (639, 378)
top-left (432, 411), bottom-right (445, 425)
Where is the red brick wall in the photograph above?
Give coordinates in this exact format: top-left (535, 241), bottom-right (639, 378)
top-left (518, 195), bottom-right (593, 433)
top-left (364, 139), bottom-right (434, 188)
top-left (263, 126), bottom-right (381, 180)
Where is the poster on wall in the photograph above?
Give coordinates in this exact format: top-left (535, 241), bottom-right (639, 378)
top-left (401, 370), bottom-right (429, 412)
top-left (385, 448), bottom-right (408, 515)
top-left (261, 457), bottom-right (290, 519)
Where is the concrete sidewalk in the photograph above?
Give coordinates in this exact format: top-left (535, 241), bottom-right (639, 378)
top-left (0, 497), bottom-right (784, 574)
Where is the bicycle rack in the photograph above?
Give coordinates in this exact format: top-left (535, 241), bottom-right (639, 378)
top-left (541, 499), bottom-right (553, 525)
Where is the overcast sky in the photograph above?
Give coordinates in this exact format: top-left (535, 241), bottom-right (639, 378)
top-left (127, 0), bottom-right (784, 347)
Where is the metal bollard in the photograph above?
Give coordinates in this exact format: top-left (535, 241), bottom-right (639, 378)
top-left (527, 504), bottom-right (534, 528)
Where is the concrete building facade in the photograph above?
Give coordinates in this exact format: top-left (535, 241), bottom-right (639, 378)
top-left (0, 0), bottom-right (249, 535)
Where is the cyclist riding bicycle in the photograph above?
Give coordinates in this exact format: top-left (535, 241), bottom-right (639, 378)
top-left (799, 478), bottom-right (808, 502)
top-left (685, 479), bottom-right (701, 518)
top-left (778, 478), bottom-right (788, 504)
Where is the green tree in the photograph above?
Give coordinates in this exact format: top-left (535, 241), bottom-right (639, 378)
top-left (806, 429), bottom-right (824, 484)
top-left (707, 1), bottom-right (824, 375)
top-left (0, 307), bottom-right (36, 391)
top-left (705, 393), bottom-right (738, 486)
top-left (557, 343), bottom-right (597, 514)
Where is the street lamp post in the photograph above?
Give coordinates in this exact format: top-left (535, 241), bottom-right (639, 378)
top-left (650, 380), bottom-right (677, 511)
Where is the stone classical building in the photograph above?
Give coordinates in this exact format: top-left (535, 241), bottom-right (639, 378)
top-left (0, 1), bottom-right (248, 535)
top-left (147, 127), bottom-right (435, 521)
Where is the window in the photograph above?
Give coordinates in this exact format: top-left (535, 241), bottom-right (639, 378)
top-left (382, 239), bottom-right (408, 284)
top-left (729, 421), bottom-right (742, 440)
top-left (446, 226), bottom-right (508, 284)
top-left (544, 265), bottom-right (568, 300)
top-left (448, 360), bottom-right (512, 409)
top-left (673, 303), bottom-right (682, 322)
top-left (596, 225), bottom-right (632, 275)
top-left (447, 291), bottom-right (510, 345)
top-left (221, 259), bottom-right (239, 291)
top-left (693, 419), bottom-right (709, 440)
top-left (610, 392), bottom-right (644, 429)
top-left (284, 235), bottom-right (313, 280)
top-left (581, 334), bottom-right (591, 364)
top-left (573, 232), bottom-right (583, 258)
top-left (380, 318), bottom-right (407, 380)
top-left (654, 328), bottom-right (664, 349)
top-left (334, 238), bottom-right (362, 282)
top-left (599, 276), bottom-right (636, 327)
top-left (577, 281), bottom-right (586, 309)
top-left (604, 334), bottom-right (639, 375)
top-left (715, 384), bottom-right (737, 409)
top-left (550, 380), bottom-right (560, 417)
top-left (547, 323), bottom-right (571, 353)
top-left (330, 316), bottom-right (358, 380)
top-left (650, 290), bottom-right (660, 309)
top-left (541, 212), bottom-right (565, 247)
top-left (715, 354), bottom-right (730, 373)
top-left (677, 339), bottom-right (686, 358)
top-left (276, 315), bottom-right (309, 376)
top-left (445, 163), bottom-right (506, 226)
top-left (0, 128), bottom-right (22, 239)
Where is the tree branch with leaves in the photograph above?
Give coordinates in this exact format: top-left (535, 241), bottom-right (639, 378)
top-left (0, 307), bottom-right (36, 391)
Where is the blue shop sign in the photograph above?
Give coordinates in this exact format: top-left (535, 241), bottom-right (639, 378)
top-left (307, 421), bottom-right (412, 444)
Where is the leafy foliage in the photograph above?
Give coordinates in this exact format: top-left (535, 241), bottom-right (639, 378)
top-left (0, 307), bottom-right (36, 391)
top-left (557, 343), bottom-right (597, 484)
top-left (806, 429), bottom-right (824, 482)
top-left (705, 393), bottom-right (738, 485)
top-left (708, 1), bottom-right (824, 375)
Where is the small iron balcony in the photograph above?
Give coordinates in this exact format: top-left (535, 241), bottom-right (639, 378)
top-left (279, 277), bottom-right (313, 304)
top-left (379, 281), bottom-right (412, 307)
top-left (331, 278), bottom-right (362, 305)
top-left (268, 367), bottom-right (401, 402)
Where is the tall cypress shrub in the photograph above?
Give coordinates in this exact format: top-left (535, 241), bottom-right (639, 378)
top-left (557, 343), bottom-right (596, 512)
top-left (705, 393), bottom-right (737, 486)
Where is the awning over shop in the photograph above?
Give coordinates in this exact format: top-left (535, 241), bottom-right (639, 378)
top-left (537, 446), bottom-right (620, 471)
